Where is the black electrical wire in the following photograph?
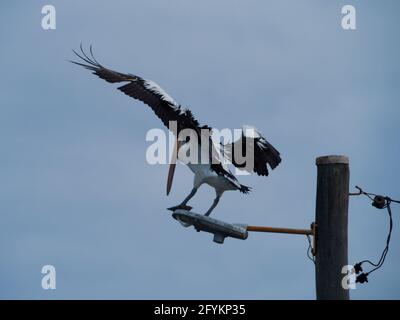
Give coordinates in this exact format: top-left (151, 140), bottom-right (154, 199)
top-left (350, 186), bottom-right (398, 284)
top-left (306, 235), bottom-right (315, 265)
top-left (359, 201), bottom-right (392, 268)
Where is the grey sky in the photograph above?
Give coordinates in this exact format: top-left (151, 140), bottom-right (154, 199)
top-left (0, 0), bottom-right (399, 299)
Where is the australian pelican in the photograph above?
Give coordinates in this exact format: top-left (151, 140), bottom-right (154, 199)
top-left (71, 46), bottom-right (281, 216)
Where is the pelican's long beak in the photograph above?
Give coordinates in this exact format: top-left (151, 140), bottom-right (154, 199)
top-left (167, 138), bottom-right (180, 196)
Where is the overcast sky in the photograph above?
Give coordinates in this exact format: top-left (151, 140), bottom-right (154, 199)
top-left (0, 0), bottom-right (399, 299)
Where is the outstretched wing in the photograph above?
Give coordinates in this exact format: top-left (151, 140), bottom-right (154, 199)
top-left (70, 45), bottom-right (209, 134)
top-left (223, 125), bottom-right (281, 176)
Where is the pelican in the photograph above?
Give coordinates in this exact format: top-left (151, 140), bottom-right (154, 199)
top-left (71, 46), bottom-right (281, 216)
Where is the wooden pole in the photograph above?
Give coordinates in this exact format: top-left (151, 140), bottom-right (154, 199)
top-left (315, 155), bottom-right (350, 300)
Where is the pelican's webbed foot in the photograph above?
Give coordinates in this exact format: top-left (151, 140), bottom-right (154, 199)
top-left (167, 204), bottom-right (193, 212)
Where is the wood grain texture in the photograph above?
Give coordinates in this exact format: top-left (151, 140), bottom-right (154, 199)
top-left (315, 155), bottom-right (350, 300)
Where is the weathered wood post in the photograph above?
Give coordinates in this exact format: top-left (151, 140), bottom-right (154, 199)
top-left (315, 155), bottom-right (350, 300)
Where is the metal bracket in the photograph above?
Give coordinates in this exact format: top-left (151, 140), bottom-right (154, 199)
top-left (310, 222), bottom-right (318, 256)
top-left (247, 222), bottom-right (317, 256)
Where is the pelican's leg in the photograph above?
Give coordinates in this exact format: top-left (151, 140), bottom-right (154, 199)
top-left (180, 187), bottom-right (198, 207)
top-left (167, 187), bottom-right (198, 212)
top-left (204, 194), bottom-right (221, 216)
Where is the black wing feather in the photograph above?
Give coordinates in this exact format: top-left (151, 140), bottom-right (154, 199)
top-left (224, 127), bottom-right (281, 176)
top-left (71, 46), bottom-right (208, 133)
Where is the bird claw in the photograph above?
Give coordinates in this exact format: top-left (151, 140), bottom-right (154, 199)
top-left (167, 204), bottom-right (193, 212)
